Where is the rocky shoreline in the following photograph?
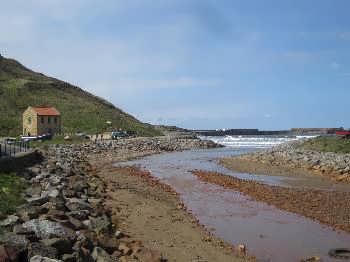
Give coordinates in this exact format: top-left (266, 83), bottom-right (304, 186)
top-left (223, 141), bottom-right (350, 183)
top-left (0, 135), bottom-right (222, 262)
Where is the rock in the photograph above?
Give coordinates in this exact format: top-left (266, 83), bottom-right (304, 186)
top-left (13, 224), bottom-right (33, 235)
top-left (300, 256), bottom-right (321, 262)
top-left (30, 255), bottom-right (63, 262)
top-left (88, 215), bottom-right (111, 233)
top-left (0, 245), bottom-right (20, 262)
top-left (25, 186), bottom-right (43, 197)
top-left (28, 242), bottom-right (58, 259)
top-left (114, 231), bottom-right (124, 239)
top-left (22, 219), bottom-right (76, 240)
top-left (27, 196), bottom-right (50, 206)
top-left (0, 231), bottom-right (29, 251)
top-left (136, 249), bottom-right (163, 262)
top-left (64, 136), bottom-right (71, 141)
top-left (236, 244), bottom-right (246, 257)
top-left (67, 211), bottom-right (89, 221)
top-left (91, 247), bottom-right (113, 262)
top-left (61, 254), bottom-right (76, 262)
top-left (96, 234), bottom-right (119, 254)
top-left (46, 210), bottom-right (68, 221)
top-left (41, 189), bottom-right (60, 199)
top-left (0, 215), bottom-right (19, 227)
top-left (67, 216), bottom-right (84, 230)
top-left (17, 206), bottom-right (40, 221)
top-left (65, 199), bottom-right (92, 212)
top-left (118, 243), bottom-right (131, 256)
top-left (40, 238), bottom-right (72, 256)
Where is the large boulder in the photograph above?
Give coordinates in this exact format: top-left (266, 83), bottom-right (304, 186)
top-left (22, 219), bottom-right (76, 240)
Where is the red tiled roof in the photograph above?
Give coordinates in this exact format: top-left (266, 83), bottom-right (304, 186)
top-left (32, 107), bottom-right (61, 116)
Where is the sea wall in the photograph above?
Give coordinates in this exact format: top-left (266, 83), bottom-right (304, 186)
top-left (0, 150), bottom-right (43, 173)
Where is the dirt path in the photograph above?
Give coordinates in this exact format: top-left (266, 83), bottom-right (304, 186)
top-left (93, 165), bottom-right (251, 262)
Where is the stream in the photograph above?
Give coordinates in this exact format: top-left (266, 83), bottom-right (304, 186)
top-left (119, 146), bottom-right (350, 262)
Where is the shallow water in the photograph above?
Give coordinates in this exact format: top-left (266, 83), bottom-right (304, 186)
top-left (119, 147), bottom-right (350, 262)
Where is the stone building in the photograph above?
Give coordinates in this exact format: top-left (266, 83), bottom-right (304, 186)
top-left (23, 106), bottom-right (61, 136)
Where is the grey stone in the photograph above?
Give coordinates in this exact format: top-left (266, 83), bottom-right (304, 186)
top-left (88, 215), bottom-right (111, 233)
top-left (0, 215), bottom-right (19, 227)
top-left (40, 238), bottom-right (72, 255)
top-left (27, 196), bottom-right (50, 206)
top-left (41, 189), bottom-right (60, 198)
top-left (22, 219), bottom-right (76, 240)
top-left (0, 231), bottom-right (29, 250)
top-left (91, 247), bottom-right (113, 262)
top-left (65, 198), bottom-right (92, 212)
top-left (30, 255), bottom-right (63, 262)
top-left (28, 242), bottom-right (58, 259)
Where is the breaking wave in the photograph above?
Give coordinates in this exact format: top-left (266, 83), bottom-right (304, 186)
top-left (202, 135), bottom-right (315, 148)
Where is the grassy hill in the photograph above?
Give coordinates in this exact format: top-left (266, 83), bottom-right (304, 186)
top-left (0, 54), bottom-right (162, 137)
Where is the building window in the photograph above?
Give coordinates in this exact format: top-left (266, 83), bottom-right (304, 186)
top-left (27, 117), bottom-right (32, 125)
top-left (54, 117), bottom-right (57, 124)
top-left (48, 117), bottom-right (51, 124)
top-left (41, 116), bottom-right (44, 124)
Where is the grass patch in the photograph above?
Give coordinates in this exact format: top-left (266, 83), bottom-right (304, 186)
top-left (298, 136), bottom-right (350, 154)
top-left (0, 173), bottom-right (26, 218)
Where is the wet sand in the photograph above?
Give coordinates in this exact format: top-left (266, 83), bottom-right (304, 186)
top-left (91, 163), bottom-right (251, 262)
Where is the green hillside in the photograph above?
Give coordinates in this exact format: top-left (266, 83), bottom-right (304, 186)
top-left (0, 54), bottom-right (162, 137)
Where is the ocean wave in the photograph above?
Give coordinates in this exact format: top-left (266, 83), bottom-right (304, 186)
top-left (201, 135), bottom-right (315, 148)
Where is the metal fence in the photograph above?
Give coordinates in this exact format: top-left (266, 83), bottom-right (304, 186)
top-left (0, 141), bottom-right (30, 158)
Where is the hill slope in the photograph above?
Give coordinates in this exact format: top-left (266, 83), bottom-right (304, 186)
top-left (0, 54), bottom-right (162, 137)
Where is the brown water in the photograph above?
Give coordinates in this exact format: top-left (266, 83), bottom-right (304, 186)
top-left (120, 147), bottom-right (350, 262)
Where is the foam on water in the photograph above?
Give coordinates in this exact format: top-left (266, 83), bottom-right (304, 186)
top-left (202, 135), bottom-right (316, 148)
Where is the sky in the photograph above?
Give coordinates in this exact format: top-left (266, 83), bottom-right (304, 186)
top-left (1, 0), bottom-right (349, 130)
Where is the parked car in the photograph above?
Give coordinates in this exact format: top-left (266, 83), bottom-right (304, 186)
top-left (37, 134), bottom-right (52, 141)
top-left (4, 137), bottom-right (17, 144)
top-left (75, 131), bottom-right (90, 139)
top-left (21, 136), bottom-right (37, 142)
top-left (111, 131), bottom-right (128, 140)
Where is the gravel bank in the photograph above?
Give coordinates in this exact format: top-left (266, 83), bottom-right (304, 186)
top-left (222, 141), bottom-right (350, 183)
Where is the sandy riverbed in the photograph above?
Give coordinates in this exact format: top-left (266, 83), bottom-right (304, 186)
top-left (89, 163), bottom-right (251, 262)
top-left (192, 169), bottom-right (350, 234)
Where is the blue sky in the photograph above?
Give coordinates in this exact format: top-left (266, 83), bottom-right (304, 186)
top-left (1, 0), bottom-right (349, 129)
